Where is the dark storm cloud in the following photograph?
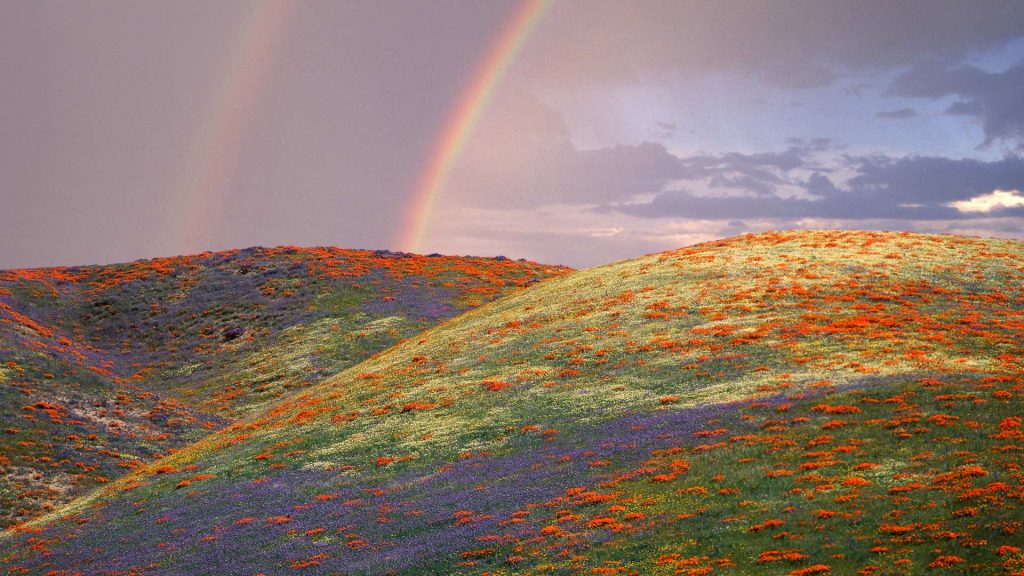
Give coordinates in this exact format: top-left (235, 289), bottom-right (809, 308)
top-left (888, 60), bottom-right (1024, 148)
top-left (456, 94), bottom-right (1024, 221)
top-left (877, 108), bottom-right (918, 120)
top-left (452, 105), bottom-right (838, 207)
top-left (449, 85), bottom-right (1024, 252)
top-left (848, 155), bottom-right (1024, 203)
top-left (686, 145), bottom-right (823, 179)
top-left (447, 91), bottom-right (693, 208)
top-left (612, 154), bottom-right (1024, 221)
top-left (452, 137), bottom-right (832, 208)
top-left (529, 0), bottom-right (1024, 89)
top-left (473, 141), bottom-right (686, 207)
top-left (572, 143), bottom-right (687, 200)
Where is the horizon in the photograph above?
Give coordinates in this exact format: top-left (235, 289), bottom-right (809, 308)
top-left (2, 227), bottom-right (1020, 273)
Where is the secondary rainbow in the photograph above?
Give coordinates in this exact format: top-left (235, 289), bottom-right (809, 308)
top-left (168, 0), bottom-right (297, 253)
top-left (397, 0), bottom-right (552, 253)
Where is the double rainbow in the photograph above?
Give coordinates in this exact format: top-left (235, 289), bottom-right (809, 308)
top-left (396, 0), bottom-right (551, 253)
top-left (172, 0), bottom-right (549, 255)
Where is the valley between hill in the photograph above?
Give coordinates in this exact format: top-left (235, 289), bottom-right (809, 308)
top-left (0, 247), bottom-right (567, 528)
top-left (3, 230), bottom-right (1024, 575)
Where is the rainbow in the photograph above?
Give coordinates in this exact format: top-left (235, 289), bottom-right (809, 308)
top-left (396, 0), bottom-right (552, 253)
top-left (168, 0), bottom-right (298, 253)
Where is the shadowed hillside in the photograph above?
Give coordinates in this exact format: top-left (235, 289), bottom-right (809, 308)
top-left (4, 231), bottom-right (1024, 575)
top-left (0, 247), bottom-right (568, 528)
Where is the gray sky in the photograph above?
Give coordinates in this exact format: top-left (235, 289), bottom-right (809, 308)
top-left (3, 0), bottom-right (1024, 269)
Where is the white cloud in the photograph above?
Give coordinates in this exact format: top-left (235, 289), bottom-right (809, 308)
top-left (948, 189), bottom-right (1024, 213)
top-left (589, 227), bottom-right (623, 238)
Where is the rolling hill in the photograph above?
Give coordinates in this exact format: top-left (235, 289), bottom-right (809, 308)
top-left (0, 247), bottom-right (568, 528)
top-left (3, 230), bottom-right (1024, 575)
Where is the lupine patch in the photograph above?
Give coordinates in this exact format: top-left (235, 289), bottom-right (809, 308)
top-left (0, 247), bottom-right (566, 528)
top-left (1, 231), bottom-right (1023, 575)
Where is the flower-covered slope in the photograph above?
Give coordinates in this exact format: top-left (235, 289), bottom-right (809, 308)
top-left (0, 275), bottom-right (221, 530)
top-left (0, 247), bottom-right (568, 529)
top-left (5, 231), bottom-right (1024, 575)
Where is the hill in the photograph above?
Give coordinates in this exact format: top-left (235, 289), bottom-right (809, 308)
top-left (4, 230), bottom-right (1024, 575)
top-left (0, 247), bottom-right (568, 528)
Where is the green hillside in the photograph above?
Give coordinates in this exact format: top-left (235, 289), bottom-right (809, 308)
top-left (0, 247), bottom-right (567, 528)
top-left (3, 230), bottom-right (1023, 575)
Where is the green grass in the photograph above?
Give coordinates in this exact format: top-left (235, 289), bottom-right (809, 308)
top-left (3, 231), bottom-right (1023, 575)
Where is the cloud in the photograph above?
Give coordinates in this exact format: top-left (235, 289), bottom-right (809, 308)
top-left (527, 1), bottom-right (1024, 90)
top-left (445, 93), bottom-right (689, 208)
top-left (450, 127), bottom-right (833, 209)
top-left (877, 108), bottom-right (917, 120)
top-left (614, 154), bottom-right (1024, 221)
top-left (427, 65), bottom-right (1024, 266)
top-left (848, 155), bottom-right (1024, 204)
top-left (888, 60), bottom-right (1024, 148)
top-left (948, 189), bottom-right (1024, 213)
top-left (449, 92), bottom-right (1024, 224)
top-left (431, 94), bottom-right (1024, 267)
top-left (425, 200), bottom-right (1024, 268)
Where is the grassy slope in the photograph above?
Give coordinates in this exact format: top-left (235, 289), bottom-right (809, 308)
top-left (4, 230), bottom-right (1024, 576)
top-left (0, 247), bottom-right (567, 529)
top-left (0, 282), bottom-right (220, 529)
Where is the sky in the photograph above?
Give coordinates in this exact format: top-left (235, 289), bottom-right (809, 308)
top-left (2, 0), bottom-right (1024, 269)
